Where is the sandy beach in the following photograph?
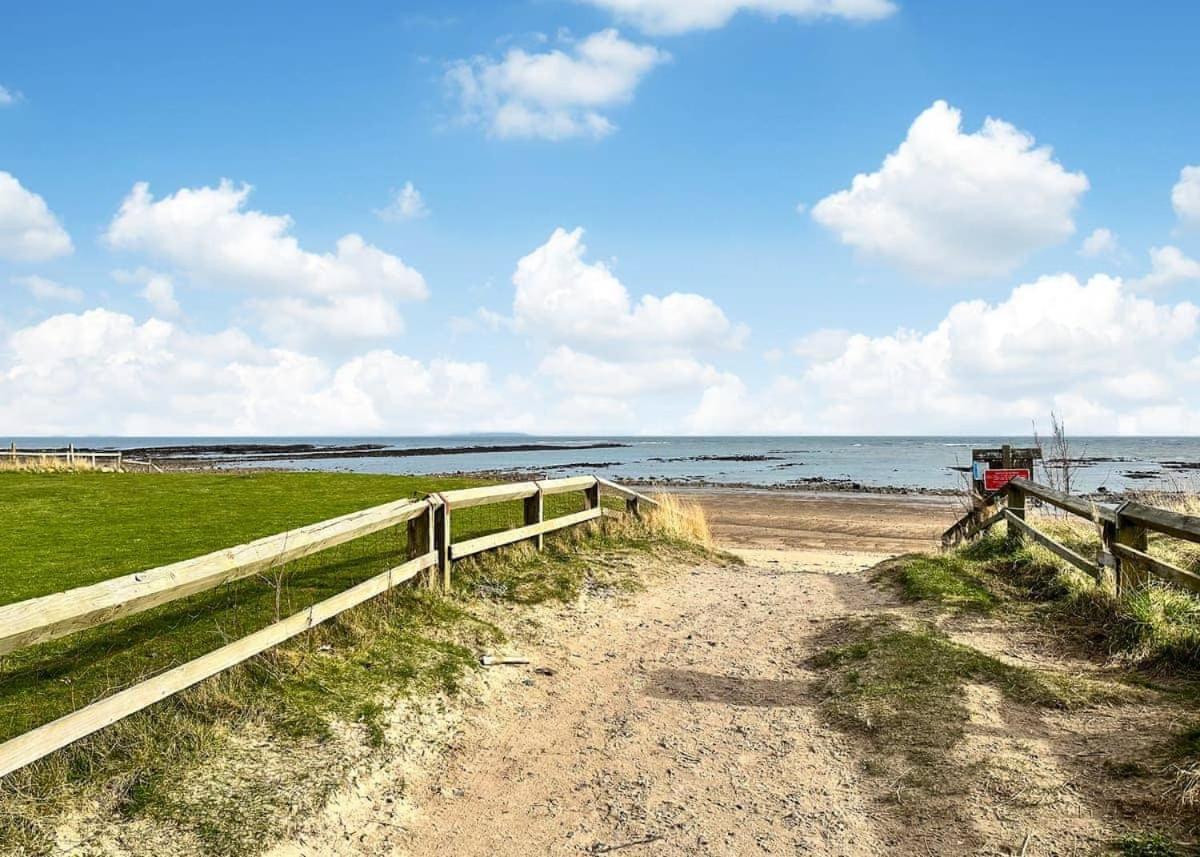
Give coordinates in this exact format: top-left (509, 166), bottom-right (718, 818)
top-left (677, 487), bottom-right (962, 573)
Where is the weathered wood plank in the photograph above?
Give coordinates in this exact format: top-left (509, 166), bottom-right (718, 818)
top-left (1119, 501), bottom-right (1200, 544)
top-left (1008, 478), bottom-right (1116, 524)
top-left (438, 482), bottom-right (539, 509)
top-left (596, 477), bottom-right (659, 507)
top-left (537, 475), bottom-right (597, 496)
top-left (0, 498), bottom-right (431, 657)
top-left (449, 508), bottom-right (601, 561)
top-left (0, 551), bottom-right (437, 779)
top-left (1110, 543), bottom-right (1200, 594)
top-left (1004, 511), bottom-right (1100, 580)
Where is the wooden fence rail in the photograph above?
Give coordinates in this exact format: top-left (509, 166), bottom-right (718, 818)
top-left (0, 474), bottom-right (658, 779)
top-left (942, 474), bottom-right (1200, 595)
top-left (4, 444), bottom-right (123, 471)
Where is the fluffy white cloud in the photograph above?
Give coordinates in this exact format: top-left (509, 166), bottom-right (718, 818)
top-left (1134, 245), bottom-right (1200, 291)
top-left (0, 309), bottom-right (536, 435)
top-left (1173, 165), bottom-right (1200, 228)
top-left (511, 227), bottom-right (745, 354)
top-left (585, 0), bottom-right (896, 33)
top-left (0, 85), bottom-right (20, 106)
top-left (1079, 227), bottom-right (1120, 259)
top-left (812, 101), bottom-right (1088, 281)
top-left (688, 273), bottom-right (1200, 434)
top-left (12, 275), bottom-right (83, 303)
top-left (446, 30), bottom-right (669, 140)
top-left (376, 181), bottom-right (429, 221)
top-left (114, 267), bottom-right (182, 318)
top-left (104, 180), bottom-right (427, 343)
top-left (0, 171), bottom-right (73, 262)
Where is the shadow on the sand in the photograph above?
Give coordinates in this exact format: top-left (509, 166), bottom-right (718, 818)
top-left (644, 668), bottom-right (807, 707)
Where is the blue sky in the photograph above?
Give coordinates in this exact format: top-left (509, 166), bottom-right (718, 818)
top-left (2, 1), bottom-right (1200, 435)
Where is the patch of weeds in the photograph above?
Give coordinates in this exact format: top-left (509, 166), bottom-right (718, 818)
top-left (882, 553), bottom-right (998, 611)
top-left (946, 533), bottom-right (1200, 673)
top-left (1114, 832), bottom-right (1187, 857)
top-left (1104, 758), bottom-right (1152, 779)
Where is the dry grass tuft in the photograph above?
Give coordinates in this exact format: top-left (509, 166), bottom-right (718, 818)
top-left (645, 493), bottom-right (713, 548)
top-left (0, 455), bottom-right (109, 473)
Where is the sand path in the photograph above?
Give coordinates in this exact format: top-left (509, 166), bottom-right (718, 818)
top-left (272, 494), bottom-right (958, 856)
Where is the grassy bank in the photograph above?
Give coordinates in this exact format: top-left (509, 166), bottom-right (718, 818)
top-left (821, 523), bottom-right (1200, 853)
top-left (0, 470), bottom-right (713, 855)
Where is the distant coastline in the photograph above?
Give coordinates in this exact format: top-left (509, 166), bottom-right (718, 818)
top-left (9, 437), bottom-right (1200, 495)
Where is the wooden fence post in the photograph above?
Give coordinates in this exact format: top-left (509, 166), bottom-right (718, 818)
top-left (626, 496), bottom-right (640, 518)
top-left (407, 501), bottom-right (434, 588)
top-left (1006, 483), bottom-right (1026, 547)
top-left (1099, 519), bottom-right (1119, 592)
top-left (583, 480), bottom-right (600, 511)
top-left (433, 495), bottom-right (451, 591)
top-left (525, 485), bottom-right (544, 550)
top-left (1112, 502), bottom-right (1149, 594)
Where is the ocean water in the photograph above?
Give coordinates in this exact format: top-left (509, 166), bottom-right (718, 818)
top-left (11, 436), bottom-right (1200, 493)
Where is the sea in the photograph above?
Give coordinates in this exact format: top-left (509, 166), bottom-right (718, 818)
top-left (11, 436), bottom-right (1200, 494)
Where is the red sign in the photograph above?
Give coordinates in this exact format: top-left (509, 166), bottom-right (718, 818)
top-left (983, 468), bottom-right (1030, 492)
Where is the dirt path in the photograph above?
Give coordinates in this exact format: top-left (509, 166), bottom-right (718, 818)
top-left (272, 552), bottom-right (895, 856)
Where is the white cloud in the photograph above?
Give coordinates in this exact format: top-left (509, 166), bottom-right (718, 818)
top-left (537, 344), bottom-right (731, 396)
top-left (376, 181), bottom-right (430, 221)
top-left (104, 180), bottom-right (427, 343)
top-left (252, 293), bottom-right (404, 346)
top-left (811, 100), bottom-right (1088, 281)
top-left (0, 85), bottom-right (20, 106)
top-left (0, 309), bottom-right (537, 435)
top-left (1173, 165), bottom-right (1200, 228)
top-left (510, 227), bottom-right (745, 355)
top-left (792, 327), bottom-right (852, 361)
top-left (114, 267), bottom-right (182, 318)
top-left (0, 171), bottom-right (73, 262)
top-left (1079, 227), bottom-right (1120, 259)
top-left (1133, 245), bottom-right (1200, 291)
top-left (446, 29), bottom-right (669, 140)
top-left (584, 0), bottom-right (896, 34)
top-left (687, 273), bottom-right (1200, 434)
top-left (12, 275), bottom-right (83, 303)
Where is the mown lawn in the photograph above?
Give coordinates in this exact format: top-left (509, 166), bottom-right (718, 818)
top-left (0, 470), bottom-right (495, 605)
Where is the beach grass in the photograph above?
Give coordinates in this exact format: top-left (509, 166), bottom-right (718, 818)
top-left (0, 470), bottom-right (702, 854)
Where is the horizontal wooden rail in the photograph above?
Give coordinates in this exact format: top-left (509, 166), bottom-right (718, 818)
top-left (1004, 511), bottom-right (1099, 580)
top-left (438, 476), bottom-right (599, 510)
top-left (539, 475), bottom-right (597, 496)
top-left (1119, 501), bottom-right (1200, 543)
top-left (438, 482), bottom-right (538, 510)
top-left (449, 507), bottom-right (601, 561)
top-left (596, 477), bottom-right (659, 507)
top-left (1008, 477), bottom-right (1116, 524)
top-left (0, 551), bottom-right (436, 779)
top-left (0, 497), bottom-right (431, 656)
top-left (1110, 544), bottom-right (1200, 594)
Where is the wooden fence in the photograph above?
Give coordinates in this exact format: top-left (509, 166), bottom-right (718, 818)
top-left (4, 443), bottom-right (123, 471)
top-left (943, 475), bottom-right (1200, 595)
top-left (0, 474), bottom-right (657, 779)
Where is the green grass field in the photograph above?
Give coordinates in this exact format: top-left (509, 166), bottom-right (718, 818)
top-left (0, 470), bottom-right (611, 740)
top-left (0, 469), bottom-right (672, 854)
